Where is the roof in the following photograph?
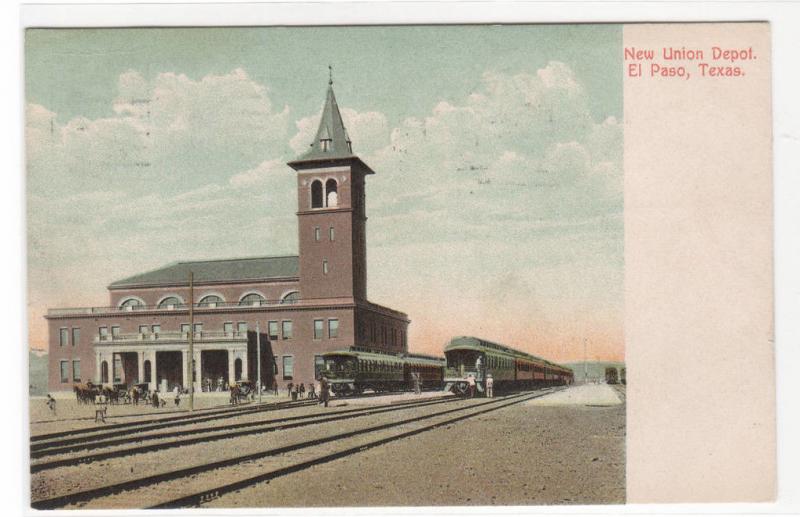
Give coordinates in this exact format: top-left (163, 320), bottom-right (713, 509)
top-left (322, 349), bottom-right (406, 364)
top-left (287, 81), bottom-right (375, 175)
top-left (444, 336), bottom-right (572, 372)
top-left (297, 83), bottom-right (353, 162)
top-left (108, 255), bottom-right (299, 288)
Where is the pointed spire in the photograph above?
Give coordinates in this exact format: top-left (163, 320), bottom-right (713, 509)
top-left (295, 72), bottom-right (354, 161)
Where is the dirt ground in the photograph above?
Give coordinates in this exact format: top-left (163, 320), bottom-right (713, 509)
top-left (207, 388), bottom-right (626, 507)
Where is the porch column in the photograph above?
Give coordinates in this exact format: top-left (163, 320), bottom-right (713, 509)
top-left (137, 351), bottom-right (145, 384)
top-left (228, 350), bottom-right (236, 386)
top-left (150, 350), bottom-right (158, 392)
top-left (95, 351), bottom-right (102, 383)
top-left (240, 348), bottom-right (249, 380)
top-left (193, 350), bottom-right (202, 392)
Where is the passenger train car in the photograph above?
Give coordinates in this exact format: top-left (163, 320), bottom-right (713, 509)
top-left (443, 336), bottom-right (574, 395)
top-left (320, 348), bottom-right (445, 396)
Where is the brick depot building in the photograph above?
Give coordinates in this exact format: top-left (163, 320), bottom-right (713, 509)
top-left (45, 81), bottom-right (410, 393)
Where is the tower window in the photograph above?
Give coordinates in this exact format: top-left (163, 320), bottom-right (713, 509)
top-left (315, 227), bottom-right (321, 241)
top-left (325, 179), bottom-right (338, 207)
top-left (329, 226), bottom-right (335, 241)
top-left (323, 260), bottom-right (329, 275)
top-left (311, 180), bottom-right (323, 209)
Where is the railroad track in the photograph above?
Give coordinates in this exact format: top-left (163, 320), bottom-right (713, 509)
top-left (31, 387), bottom-right (562, 510)
top-left (30, 395), bottom-right (455, 470)
top-left (30, 398), bottom-right (320, 445)
top-left (31, 389), bottom-right (429, 443)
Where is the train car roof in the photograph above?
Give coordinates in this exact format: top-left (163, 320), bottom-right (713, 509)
top-left (444, 336), bottom-right (571, 371)
top-left (401, 353), bottom-right (446, 366)
top-left (321, 349), bottom-right (405, 364)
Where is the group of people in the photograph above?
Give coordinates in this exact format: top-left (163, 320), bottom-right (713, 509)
top-left (285, 381), bottom-right (317, 400)
top-left (466, 373), bottom-right (494, 398)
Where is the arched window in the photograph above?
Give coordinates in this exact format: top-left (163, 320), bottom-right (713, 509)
top-left (143, 360), bottom-right (151, 383)
top-left (325, 179), bottom-right (338, 207)
top-left (239, 293), bottom-right (265, 306)
top-left (311, 180), bottom-right (323, 208)
top-left (120, 298), bottom-right (143, 310)
top-left (198, 295), bottom-right (223, 307)
top-left (101, 361), bottom-right (109, 383)
top-left (157, 296), bottom-right (182, 309)
top-left (280, 291), bottom-right (300, 304)
top-left (234, 358), bottom-right (243, 381)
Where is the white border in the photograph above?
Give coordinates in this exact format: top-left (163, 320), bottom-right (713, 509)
top-left (6, 2), bottom-right (800, 517)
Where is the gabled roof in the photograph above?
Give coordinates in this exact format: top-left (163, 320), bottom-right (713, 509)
top-left (108, 255), bottom-right (299, 289)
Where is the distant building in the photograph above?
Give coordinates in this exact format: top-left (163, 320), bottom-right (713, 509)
top-left (45, 80), bottom-right (409, 392)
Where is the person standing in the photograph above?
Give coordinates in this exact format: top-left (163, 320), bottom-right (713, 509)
top-left (173, 385), bottom-right (181, 406)
top-left (132, 386), bottom-right (139, 406)
top-left (486, 374), bottom-right (494, 398)
top-left (413, 372), bottom-right (421, 395)
top-left (46, 394), bottom-right (57, 416)
top-left (272, 379), bottom-right (278, 396)
top-left (298, 382), bottom-right (306, 399)
top-left (467, 374), bottom-right (476, 398)
top-left (151, 390), bottom-right (159, 408)
top-left (320, 377), bottom-right (330, 408)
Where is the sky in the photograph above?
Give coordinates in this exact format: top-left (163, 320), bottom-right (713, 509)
top-left (26, 25), bottom-right (623, 362)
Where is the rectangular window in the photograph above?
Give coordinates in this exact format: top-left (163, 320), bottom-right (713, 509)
top-left (268, 321), bottom-right (278, 340)
top-left (323, 260), bottom-right (329, 275)
top-left (194, 323), bottom-right (203, 334)
top-left (329, 226), bottom-right (335, 241)
top-left (71, 328), bottom-right (80, 346)
top-left (60, 360), bottom-right (69, 383)
top-left (139, 325), bottom-right (149, 335)
top-left (237, 322), bottom-right (248, 334)
top-left (314, 319), bottom-right (324, 339)
top-left (282, 356), bottom-right (294, 380)
top-left (181, 323), bottom-right (190, 335)
top-left (113, 355), bottom-right (122, 383)
top-left (59, 328), bottom-right (68, 346)
top-left (328, 319), bottom-right (339, 338)
top-left (111, 326), bottom-right (120, 337)
top-left (97, 326), bottom-right (107, 342)
top-left (314, 227), bottom-right (321, 241)
top-left (72, 360), bottom-right (81, 382)
top-left (151, 325), bottom-right (161, 335)
top-left (282, 321), bottom-right (293, 339)
top-left (224, 322), bottom-right (233, 335)
top-left (315, 355), bottom-right (325, 379)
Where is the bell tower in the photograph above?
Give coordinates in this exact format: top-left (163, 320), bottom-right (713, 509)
top-left (287, 75), bottom-right (372, 302)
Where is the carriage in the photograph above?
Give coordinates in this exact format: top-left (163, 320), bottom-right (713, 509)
top-left (230, 380), bottom-right (257, 404)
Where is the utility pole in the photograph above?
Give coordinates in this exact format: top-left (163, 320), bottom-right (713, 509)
top-left (256, 321), bottom-right (262, 404)
top-left (583, 338), bottom-right (588, 384)
top-left (188, 271), bottom-right (194, 412)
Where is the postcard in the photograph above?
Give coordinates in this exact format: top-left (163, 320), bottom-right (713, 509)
top-left (25, 21), bottom-right (774, 509)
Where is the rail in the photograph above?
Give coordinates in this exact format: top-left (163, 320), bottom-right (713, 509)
top-left (48, 298), bottom-right (300, 317)
top-left (95, 330), bottom-right (249, 344)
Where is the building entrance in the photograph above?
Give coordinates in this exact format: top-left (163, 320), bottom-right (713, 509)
top-left (117, 352), bottom-right (140, 386)
top-left (201, 350), bottom-right (229, 391)
top-left (155, 351), bottom-right (182, 393)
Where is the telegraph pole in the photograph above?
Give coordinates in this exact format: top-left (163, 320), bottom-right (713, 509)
top-left (583, 338), bottom-right (588, 384)
top-left (188, 271), bottom-right (194, 412)
top-left (256, 321), bottom-right (262, 404)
